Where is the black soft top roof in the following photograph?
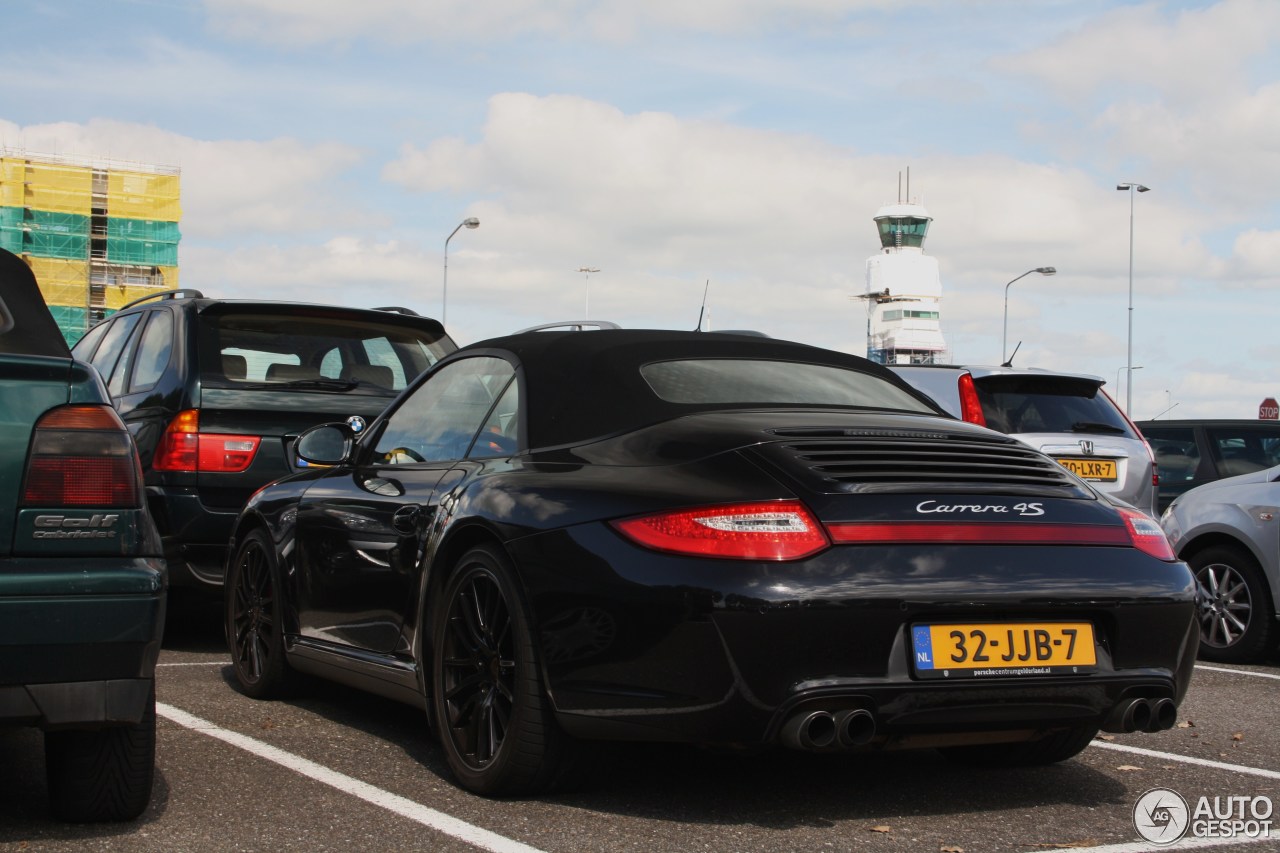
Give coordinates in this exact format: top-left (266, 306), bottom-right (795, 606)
top-left (460, 328), bottom-right (942, 447)
top-left (0, 248), bottom-right (71, 358)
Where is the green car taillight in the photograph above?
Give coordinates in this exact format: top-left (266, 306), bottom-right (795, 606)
top-left (20, 404), bottom-right (144, 508)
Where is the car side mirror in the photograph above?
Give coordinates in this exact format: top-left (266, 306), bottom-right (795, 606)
top-left (295, 423), bottom-right (354, 466)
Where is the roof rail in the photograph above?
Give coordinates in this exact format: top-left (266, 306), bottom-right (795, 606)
top-left (374, 306), bottom-right (421, 316)
top-left (514, 320), bottom-right (622, 333)
top-left (119, 288), bottom-right (205, 311)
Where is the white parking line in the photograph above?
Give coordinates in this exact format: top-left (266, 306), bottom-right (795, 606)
top-left (157, 703), bottom-right (546, 853)
top-left (1089, 741), bottom-right (1280, 781)
top-left (1195, 665), bottom-right (1280, 681)
top-left (1023, 834), bottom-right (1276, 852)
top-left (158, 661), bottom-right (228, 667)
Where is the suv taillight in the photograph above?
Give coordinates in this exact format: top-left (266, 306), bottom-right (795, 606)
top-left (153, 409), bottom-right (261, 473)
top-left (20, 405), bottom-right (143, 508)
top-left (957, 373), bottom-right (987, 426)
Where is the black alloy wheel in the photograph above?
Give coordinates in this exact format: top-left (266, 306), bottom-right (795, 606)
top-left (226, 528), bottom-right (296, 698)
top-left (432, 544), bottom-right (577, 796)
top-left (1191, 545), bottom-right (1274, 664)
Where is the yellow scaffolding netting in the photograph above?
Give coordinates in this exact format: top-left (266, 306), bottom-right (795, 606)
top-left (0, 157), bottom-right (94, 215)
top-left (1, 154), bottom-right (182, 221)
top-left (102, 266), bottom-right (179, 309)
top-left (25, 256), bottom-right (89, 309)
top-left (108, 172), bottom-right (182, 220)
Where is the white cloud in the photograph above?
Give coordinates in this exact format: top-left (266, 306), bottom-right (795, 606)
top-left (999, 0), bottom-right (1280, 210)
top-left (0, 119), bottom-right (366, 238)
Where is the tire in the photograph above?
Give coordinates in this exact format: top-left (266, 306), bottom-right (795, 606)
top-left (226, 528), bottom-right (297, 698)
top-left (431, 544), bottom-right (579, 796)
top-left (45, 686), bottom-right (156, 822)
top-left (1191, 544), bottom-right (1275, 664)
top-left (939, 725), bottom-right (1099, 767)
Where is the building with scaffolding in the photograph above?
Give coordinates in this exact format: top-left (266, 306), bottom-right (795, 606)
top-left (0, 149), bottom-right (181, 345)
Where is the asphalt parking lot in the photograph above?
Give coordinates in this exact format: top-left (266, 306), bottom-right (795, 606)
top-left (2, 600), bottom-right (1278, 853)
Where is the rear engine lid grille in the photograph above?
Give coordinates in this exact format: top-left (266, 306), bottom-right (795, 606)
top-left (758, 428), bottom-right (1087, 496)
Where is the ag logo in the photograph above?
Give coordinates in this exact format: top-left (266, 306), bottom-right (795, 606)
top-left (1133, 787), bottom-right (1190, 844)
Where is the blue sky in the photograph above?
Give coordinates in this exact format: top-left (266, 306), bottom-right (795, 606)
top-left (4, 0), bottom-right (1279, 419)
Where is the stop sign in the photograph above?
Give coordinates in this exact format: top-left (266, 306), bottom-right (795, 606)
top-left (1261, 398), bottom-right (1279, 420)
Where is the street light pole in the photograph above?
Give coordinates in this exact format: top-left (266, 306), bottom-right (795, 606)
top-left (1117, 182), bottom-right (1150, 414)
top-left (1115, 365), bottom-right (1143, 400)
top-left (576, 267), bottom-right (599, 317)
top-left (1001, 266), bottom-right (1056, 363)
top-left (442, 217), bottom-right (480, 324)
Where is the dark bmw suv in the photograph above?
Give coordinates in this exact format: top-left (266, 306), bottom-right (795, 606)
top-left (71, 290), bottom-right (456, 593)
top-left (1, 249), bottom-right (164, 821)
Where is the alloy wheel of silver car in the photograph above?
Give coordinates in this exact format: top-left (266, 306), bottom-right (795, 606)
top-left (1196, 560), bottom-right (1251, 649)
top-left (1189, 543), bottom-right (1274, 664)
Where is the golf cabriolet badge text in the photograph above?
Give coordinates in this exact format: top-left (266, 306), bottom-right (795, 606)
top-left (32, 514), bottom-right (119, 539)
top-left (915, 500), bottom-right (1044, 517)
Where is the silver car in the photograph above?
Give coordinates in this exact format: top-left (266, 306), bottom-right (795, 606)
top-left (1161, 464), bottom-right (1280, 663)
top-left (889, 365), bottom-right (1158, 516)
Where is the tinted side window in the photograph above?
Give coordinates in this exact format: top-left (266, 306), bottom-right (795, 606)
top-left (1142, 426), bottom-right (1200, 484)
top-left (1206, 426), bottom-right (1280, 476)
top-left (71, 320), bottom-right (110, 361)
top-left (130, 310), bottom-right (174, 391)
top-left (469, 378), bottom-right (520, 458)
top-left (89, 312), bottom-right (143, 387)
top-left (107, 315), bottom-right (148, 397)
top-left (374, 357), bottom-right (515, 464)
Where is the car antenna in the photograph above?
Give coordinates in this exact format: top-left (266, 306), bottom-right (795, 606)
top-left (1001, 341), bottom-right (1021, 368)
top-left (694, 279), bottom-right (710, 331)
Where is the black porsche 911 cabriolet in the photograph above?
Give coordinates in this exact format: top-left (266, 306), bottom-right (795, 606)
top-left (224, 329), bottom-right (1198, 795)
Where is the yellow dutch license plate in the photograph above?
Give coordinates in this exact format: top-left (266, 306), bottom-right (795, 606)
top-left (1056, 457), bottom-right (1118, 481)
top-left (911, 622), bottom-right (1097, 678)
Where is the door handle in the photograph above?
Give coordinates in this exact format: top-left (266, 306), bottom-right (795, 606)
top-left (391, 504), bottom-right (422, 534)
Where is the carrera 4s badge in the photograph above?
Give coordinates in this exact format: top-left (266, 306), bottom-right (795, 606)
top-left (32, 513), bottom-right (120, 539)
top-left (916, 500), bottom-right (1044, 517)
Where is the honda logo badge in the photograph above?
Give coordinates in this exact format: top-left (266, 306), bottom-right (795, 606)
top-left (1079, 439), bottom-right (1095, 456)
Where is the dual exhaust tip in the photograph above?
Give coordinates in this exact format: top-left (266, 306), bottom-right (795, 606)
top-left (1103, 697), bottom-right (1178, 733)
top-left (783, 696), bottom-right (1176, 749)
top-left (781, 708), bottom-right (877, 751)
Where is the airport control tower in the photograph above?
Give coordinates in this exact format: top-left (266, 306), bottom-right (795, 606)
top-left (859, 174), bottom-right (946, 364)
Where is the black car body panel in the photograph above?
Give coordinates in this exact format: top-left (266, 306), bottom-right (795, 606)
top-left (71, 291), bottom-right (457, 592)
top-left (227, 330), bottom-right (1197, 793)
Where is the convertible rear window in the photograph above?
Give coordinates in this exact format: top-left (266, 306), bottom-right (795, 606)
top-left (640, 359), bottom-right (934, 413)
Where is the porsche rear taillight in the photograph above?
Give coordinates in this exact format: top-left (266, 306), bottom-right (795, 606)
top-left (957, 373), bottom-right (986, 426)
top-left (1117, 507), bottom-right (1176, 560)
top-left (20, 405), bottom-right (143, 508)
top-left (826, 512), bottom-right (1176, 560)
top-left (153, 408), bottom-right (261, 473)
top-left (825, 521), bottom-right (1131, 546)
top-left (612, 501), bottom-right (830, 560)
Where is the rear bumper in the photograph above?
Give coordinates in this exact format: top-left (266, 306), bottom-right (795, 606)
top-left (0, 557), bottom-right (165, 730)
top-left (512, 526), bottom-right (1199, 746)
top-left (149, 487), bottom-right (236, 590)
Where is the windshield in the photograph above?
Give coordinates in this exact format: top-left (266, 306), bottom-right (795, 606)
top-left (641, 359), bottom-right (935, 413)
top-left (200, 312), bottom-right (453, 393)
top-left (975, 375), bottom-right (1135, 437)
